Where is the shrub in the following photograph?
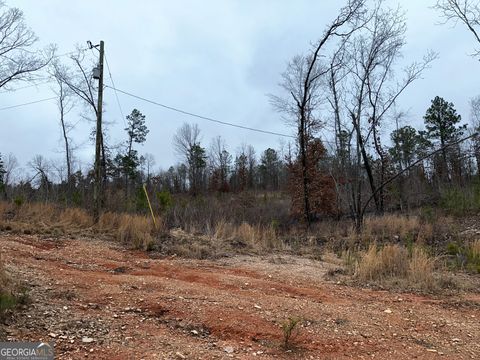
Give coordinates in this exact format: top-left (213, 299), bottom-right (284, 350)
top-left (0, 293), bottom-right (16, 315)
top-left (13, 196), bottom-right (24, 207)
top-left (135, 187), bottom-right (149, 212)
top-left (440, 183), bottom-right (480, 216)
top-left (156, 190), bottom-right (173, 213)
top-left (445, 239), bottom-right (480, 274)
top-left (281, 317), bottom-right (301, 348)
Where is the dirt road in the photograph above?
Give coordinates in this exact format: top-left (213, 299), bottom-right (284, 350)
top-left (1, 233), bottom-right (479, 359)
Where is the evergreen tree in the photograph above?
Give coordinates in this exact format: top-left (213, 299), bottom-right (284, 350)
top-left (126, 109), bottom-right (149, 155)
top-left (122, 109), bottom-right (149, 194)
top-left (259, 148), bottom-right (281, 190)
top-left (189, 144), bottom-right (207, 195)
top-left (389, 126), bottom-right (419, 171)
top-left (423, 96), bottom-right (466, 180)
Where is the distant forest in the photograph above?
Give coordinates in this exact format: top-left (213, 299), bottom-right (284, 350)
top-left (1, 0), bottom-right (480, 232)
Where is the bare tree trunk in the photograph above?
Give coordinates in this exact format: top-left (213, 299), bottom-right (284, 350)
top-left (298, 118), bottom-right (311, 225)
top-left (351, 113), bottom-right (380, 212)
top-left (58, 81), bottom-right (72, 200)
top-left (355, 125), bottom-right (363, 233)
top-left (372, 124), bottom-right (385, 213)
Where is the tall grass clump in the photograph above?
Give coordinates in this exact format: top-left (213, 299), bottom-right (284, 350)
top-left (99, 212), bottom-right (159, 250)
top-left (355, 244), bottom-right (436, 290)
top-left (59, 207), bottom-right (93, 228)
top-left (356, 244), bottom-right (409, 281)
top-left (213, 220), bottom-right (281, 250)
top-left (362, 215), bottom-right (422, 242)
top-left (0, 254), bottom-right (15, 319)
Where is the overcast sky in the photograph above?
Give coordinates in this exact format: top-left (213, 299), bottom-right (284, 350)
top-left (1, 0), bottom-right (479, 178)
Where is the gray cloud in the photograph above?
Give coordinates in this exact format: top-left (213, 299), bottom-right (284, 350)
top-left (1, 0), bottom-right (478, 176)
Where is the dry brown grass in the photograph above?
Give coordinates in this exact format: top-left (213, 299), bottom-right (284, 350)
top-left (0, 202), bottom-right (94, 232)
top-left (408, 247), bottom-right (436, 287)
top-left (363, 215), bottom-right (421, 241)
top-left (469, 239), bottom-right (480, 259)
top-left (0, 202), bottom-right (8, 217)
top-left (116, 214), bottom-right (155, 250)
top-left (213, 220), bottom-right (282, 250)
top-left (97, 211), bottom-right (122, 232)
top-left (0, 253), bottom-right (7, 291)
top-left (98, 212), bottom-right (161, 250)
top-left (59, 208), bottom-right (93, 228)
top-left (0, 202), bottom-right (160, 250)
top-left (355, 244), bottom-right (437, 291)
top-left (356, 244), bottom-right (409, 281)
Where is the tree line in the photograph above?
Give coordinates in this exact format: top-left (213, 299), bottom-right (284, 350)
top-left (1, 0), bottom-right (480, 230)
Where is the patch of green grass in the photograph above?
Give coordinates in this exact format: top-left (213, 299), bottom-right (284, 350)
top-left (0, 292), bottom-right (17, 317)
top-left (445, 240), bottom-right (480, 274)
top-left (447, 242), bottom-right (460, 256)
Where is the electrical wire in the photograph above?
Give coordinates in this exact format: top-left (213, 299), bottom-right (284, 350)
top-left (54, 48), bottom-right (89, 59)
top-left (104, 84), bottom-right (295, 138)
top-left (0, 80), bottom-right (53, 94)
top-left (104, 52), bottom-right (126, 127)
top-left (0, 97), bottom-right (57, 111)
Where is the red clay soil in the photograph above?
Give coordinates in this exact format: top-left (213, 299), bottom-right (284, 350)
top-left (0, 233), bottom-right (479, 359)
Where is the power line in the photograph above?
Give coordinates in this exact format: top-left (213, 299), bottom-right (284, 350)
top-left (0, 80), bottom-right (53, 94)
top-left (104, 52), bottom-right (126, 127)
top-left (104, 84), bottom-right (295, 138)
top-left (0, 97), bottom-right (57, 111)
top-left (54, 48), bottom-right (89, 59)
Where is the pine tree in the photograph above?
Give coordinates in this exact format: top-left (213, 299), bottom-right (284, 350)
top-left (389, 126), bottom-right (419, 171)
top-left (424, 96), bottom-right (466, 180)
top-left (123, 109), bottom-right (149, 196)
top-left (259, 148), bottom-right (281, 191)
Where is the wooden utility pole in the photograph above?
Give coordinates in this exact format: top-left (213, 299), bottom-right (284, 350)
top-left (93, 40), bottom-right (104, 223)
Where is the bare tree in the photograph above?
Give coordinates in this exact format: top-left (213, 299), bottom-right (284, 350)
top-left (173, 123), bottom-right (201, 163)
top-left (28, 155), bottom-right (52, 202)
top-left (435, 0), bottom-right (480, 57)
top-left (52, 70), bottom-right (75, 192)
top-left (53, 50), bottom-right (98, 116)
top-left (333, 2), bottom-right (436, 229)
top-left (142, 153), bottom-right (156, 184)
top-left (0, 2), bottom-right (52, 90)
top-left (3, 153), bottom-right (18, 192)
top-left (173, 123), bottom-right (206, 195)
top-left (470, 96), bottom-right (480, 173)
top-left (54, 50), bottom-right (108, 209)
top-left (271, 0), bottom-right (367, 225)
top-left (208, 136), bottom-right (231, 192)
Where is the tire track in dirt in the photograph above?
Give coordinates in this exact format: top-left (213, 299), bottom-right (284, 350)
top-left (1, 234), bottom-right (479, 359)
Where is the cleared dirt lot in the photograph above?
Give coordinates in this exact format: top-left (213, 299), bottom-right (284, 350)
top-left (1, 234), bottom-right (479, 359)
